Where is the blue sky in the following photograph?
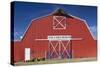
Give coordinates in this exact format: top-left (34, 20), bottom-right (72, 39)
top-left (12, 1), bottom-right (97, 40)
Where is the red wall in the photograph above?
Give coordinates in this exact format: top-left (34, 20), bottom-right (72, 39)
top-left (13, 15), bottom-right (97, 62)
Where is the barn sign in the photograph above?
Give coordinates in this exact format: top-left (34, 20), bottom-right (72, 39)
top-left (48, 35), bottom-right (71, 40)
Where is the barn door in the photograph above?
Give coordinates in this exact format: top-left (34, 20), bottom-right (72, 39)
top-left (25, 48), bottom-right (30, 61)
top-left (48, 35), bottom-right (72, 59)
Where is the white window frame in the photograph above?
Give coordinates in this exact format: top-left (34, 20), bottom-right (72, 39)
top-left (53, 16), bottom-right (66, 30)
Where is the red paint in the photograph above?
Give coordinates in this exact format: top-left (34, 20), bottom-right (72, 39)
top-left (12, 10), bottom-right (97, 62)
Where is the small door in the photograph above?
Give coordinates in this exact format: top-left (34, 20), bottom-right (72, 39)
top-left (25, 48), bottom-right (30, 61)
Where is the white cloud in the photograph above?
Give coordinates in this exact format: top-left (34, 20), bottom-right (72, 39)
top-left (14, 29), bottom-right (23, 40)
top-left (89, 25), bottom-right (97, 39)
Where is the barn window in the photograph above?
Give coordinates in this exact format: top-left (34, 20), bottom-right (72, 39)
top-left (53, 16), bottom-right (66, 30)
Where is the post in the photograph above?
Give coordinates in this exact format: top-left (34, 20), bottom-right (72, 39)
top-left (59, 40), bottom-right (61, 59)
top-left (49, 40), bottom-right (51, 60)
top-left (70, 40), bottom-right (72, 59)
top-left (45, 51), bottom-right (47, 60)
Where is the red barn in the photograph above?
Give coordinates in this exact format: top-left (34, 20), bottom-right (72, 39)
top-left (11, 9), bottom-right (97, 64)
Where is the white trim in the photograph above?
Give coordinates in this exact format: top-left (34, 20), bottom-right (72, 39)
top-left (84, 20), bottom-right (96, 40)
top-left (71, 38), bottom-right (82, 40)
top-left (49, 40), bottom-right (72, 59)
top-left (61, 40), bottom-right (71, 58)
top-left (49, 41), bottom-right (59, 57)
top-left (35, 38), bottom-right (82, 41)
top-left (35, 39), bottom-right (48, 41)
top-left (53, 16), bottom-right (66, 30)
top-left (58, 41), bottom-right (61, 58)
top-left (48, 35), bottom-right (71, 41)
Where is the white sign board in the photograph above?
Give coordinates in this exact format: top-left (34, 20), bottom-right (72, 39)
top-left (48, 35), bottom-right (71, 41)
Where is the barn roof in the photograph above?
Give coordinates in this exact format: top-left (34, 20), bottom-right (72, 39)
top-left (52, 8), bottom-right (73, 18)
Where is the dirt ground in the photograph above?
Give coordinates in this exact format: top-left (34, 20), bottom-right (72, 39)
top-left (14, 57), bottom-right (97, 66)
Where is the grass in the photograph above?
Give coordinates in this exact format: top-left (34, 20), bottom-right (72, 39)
top-left (14, 57), bottom-right (97, 66)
